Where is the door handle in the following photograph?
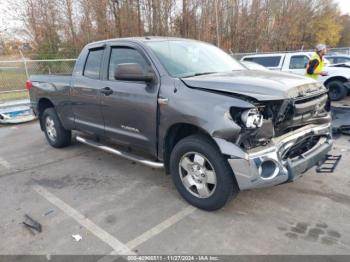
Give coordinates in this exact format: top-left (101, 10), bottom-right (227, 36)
top-left (158, 97), bottom-right (169, 105)
top-left (101, 87), bottom-right (113, 96)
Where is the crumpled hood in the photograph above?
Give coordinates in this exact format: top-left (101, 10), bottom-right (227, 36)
top-left (181, 70), bottom-right (324, 101)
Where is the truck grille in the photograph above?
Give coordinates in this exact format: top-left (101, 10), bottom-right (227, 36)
top-left (268, 91), bottom-right (330, 137)
top-left (293, 93), bottom-right (328, 118)
top-left (281, 135), bottom-right (323, 160)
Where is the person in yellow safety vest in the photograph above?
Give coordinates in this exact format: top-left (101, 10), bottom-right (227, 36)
top-left (305, 44), bottom-right (329, 80)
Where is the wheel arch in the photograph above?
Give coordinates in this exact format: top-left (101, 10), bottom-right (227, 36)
top-left (324, 76), bottom-right (348, 101)
top-left (37, 98), bottom-right (55, 130)
top-left (324, 76), bottom-right (347, 87)
top-left (163, 123), bottom-right (221, 174)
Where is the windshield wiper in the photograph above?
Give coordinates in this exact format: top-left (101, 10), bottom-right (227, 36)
top-left (182, 72), bottom-right (217, 78)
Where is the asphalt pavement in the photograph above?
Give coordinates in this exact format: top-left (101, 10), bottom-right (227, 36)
top-left (0, 120), bottom-right (350, 257)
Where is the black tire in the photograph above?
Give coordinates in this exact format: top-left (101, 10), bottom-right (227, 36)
top-left (326, 80), bottom-right (347, 101)
top-left (42, 108), bottom-right (71, 148)
top-left (170, 135), bottom-right (239, 211)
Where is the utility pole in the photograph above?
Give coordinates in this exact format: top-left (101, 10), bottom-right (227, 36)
top-left (19, 48), bottom-right (29, 79)
top-left (182, 0), bottom-right (188, 37)
top-left (215, 0), bottom-right (220, 47)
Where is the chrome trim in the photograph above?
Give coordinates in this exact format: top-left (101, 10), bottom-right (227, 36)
top-left (258, 159), bottom-right (280, 181)
top-left (76, 136), bottom-right (164, 169)
top-left (158, 98), bottom-right (169, 105)
top-left (248, 122), bottom-right (331, 158)
top-left (228, 123), bottom-right (332, 190)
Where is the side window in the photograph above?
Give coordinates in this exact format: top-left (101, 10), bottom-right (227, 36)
top-left (326, 57), bottom-right (335, 64)
top-left (244, 56), bottom-right (281, 67)
top-left (289, 55), bottom-right (309, 69)
top-left (83, 49), bottom-right (104, 79)
top-left (108, 47), bottom-right (150, 81)
top-left (337, 57), bottom-right (350, 64)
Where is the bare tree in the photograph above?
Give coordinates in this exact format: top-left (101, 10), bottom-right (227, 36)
top-left (20, 0), bottom-right (346, 57)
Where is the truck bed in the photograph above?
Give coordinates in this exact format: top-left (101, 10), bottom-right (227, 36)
top-left (30, 74), bottom-right (72, 83)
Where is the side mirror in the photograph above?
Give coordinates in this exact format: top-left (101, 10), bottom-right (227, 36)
top-left (114, 63), bottom-right (154, 82)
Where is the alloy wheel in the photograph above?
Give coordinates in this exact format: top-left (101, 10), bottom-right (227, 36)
top-left (45, 116), bottom-right (57, 141)
top-left (178, 152), bottom-right (217, 198)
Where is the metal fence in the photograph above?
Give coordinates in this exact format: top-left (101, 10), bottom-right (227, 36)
top-left (1, 46), bottom-right (350, 101)
top-left (0, 59), bottom-right (76, 101)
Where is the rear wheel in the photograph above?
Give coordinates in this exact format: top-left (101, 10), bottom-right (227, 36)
top-left (42, 108), bottom-right (71, 148)
top-left (170, 135), bottom-right (239, 211)
top-left (326, 80), bottom-right (347, 101)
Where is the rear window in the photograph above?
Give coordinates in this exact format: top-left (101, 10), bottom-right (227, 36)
top-left (84, 49), bottom-right (104, 79)
top-left (243, 56), bottom-right (281, 67)
top-left (289, 55), bottom-right (309, 69)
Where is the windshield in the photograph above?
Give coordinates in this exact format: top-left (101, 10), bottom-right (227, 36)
top-left (146, 40), bottom-right (245, 78)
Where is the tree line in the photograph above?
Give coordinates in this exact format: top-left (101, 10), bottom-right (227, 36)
top-left (13, 0), bottom-right (350, 58)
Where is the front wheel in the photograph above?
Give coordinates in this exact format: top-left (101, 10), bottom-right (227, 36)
top-left (170, 135), bottom-right (239, 211)
top-left (42, 108), bottom-right (71, 148)
top-left (326, 80), bottom-right (347, 101)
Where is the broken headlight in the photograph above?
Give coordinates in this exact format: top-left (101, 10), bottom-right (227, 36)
top-left (241, 108), bottom-right (263, 129)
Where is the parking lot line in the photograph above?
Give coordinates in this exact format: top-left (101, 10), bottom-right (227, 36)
top-left (126, 205), bottom-right (196, 250)
top-left (98, 205), bottom-right (196, 261)
top-left (0, 157), bottom-right (11, 169)
top-left (33, 184), bottom-right (135, 255)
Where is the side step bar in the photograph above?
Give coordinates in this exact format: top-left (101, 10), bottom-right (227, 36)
top-left (76, 136), bottom-right (164, 169)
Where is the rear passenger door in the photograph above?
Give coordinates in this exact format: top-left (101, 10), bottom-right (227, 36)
top-left (71, 47), bottom-right (105, 134)
top-left (99, 44), bottom-right (160, 155)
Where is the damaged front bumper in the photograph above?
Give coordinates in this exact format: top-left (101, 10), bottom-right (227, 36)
top-left (227, 122), bottom-right (333, 190)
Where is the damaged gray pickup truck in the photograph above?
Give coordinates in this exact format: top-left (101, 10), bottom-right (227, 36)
top-left (28, 37), bottom-right (333, 210)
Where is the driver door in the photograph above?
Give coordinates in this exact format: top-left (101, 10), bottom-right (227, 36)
top-left (99, 44), bottom-right (160, 155)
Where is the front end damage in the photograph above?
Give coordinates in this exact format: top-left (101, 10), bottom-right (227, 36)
top-left (220, 86), bottom-right (333, 190)
top-left (182, 72), bottom-right (333, 190)
top-left (227, 123), bottom-right (332, 190)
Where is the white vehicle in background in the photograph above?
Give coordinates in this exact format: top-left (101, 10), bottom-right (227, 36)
top-left (241, 52), bottom-right (350, 101)
top-left (325, 54), bottom-right (350, 65)
top-left (240, 61), bottom-right (269, 71)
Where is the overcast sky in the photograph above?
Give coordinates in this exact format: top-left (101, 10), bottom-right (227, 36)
top-left (0, 0), bottom-right (23, 36)
top-left (334, 0), bottom-right (350, 15)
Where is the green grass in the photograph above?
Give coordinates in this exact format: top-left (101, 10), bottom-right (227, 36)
top-left (0, 70), bottom-right (28, 102)
top-left (0, 71), bottom-right (27, 91)
top-left (0, 60), bottom-right (75, 102)
top-left (0, 91), bottom-right (29, 102)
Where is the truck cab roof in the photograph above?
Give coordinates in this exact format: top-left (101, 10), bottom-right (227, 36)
top-left (85, 36), bottom-right (201, 48)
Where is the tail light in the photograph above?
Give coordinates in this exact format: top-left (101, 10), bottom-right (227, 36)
top-left (25, 80), bottom-right (33, 90)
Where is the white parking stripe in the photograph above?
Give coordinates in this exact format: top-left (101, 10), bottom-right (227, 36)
top-left (0, 157), bottom-right (11, 169)
top-left (126, 205), bottom-right (196, 249)
top-left (34, 184), bottom-right (196, 258)
top-left (33, 185), bottom-right (135, 255)
top-left (98, 205), bottom-right (196, 261)
top-left (106, 205), bottom-right (196, 256)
